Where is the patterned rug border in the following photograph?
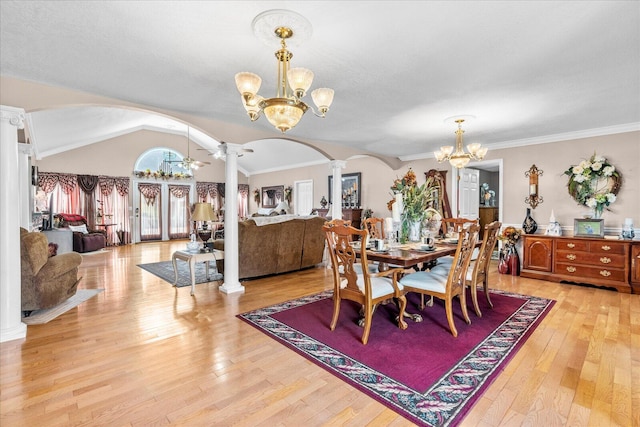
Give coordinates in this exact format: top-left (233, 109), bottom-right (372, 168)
top-left (238, 289), bottom-right (555, 427)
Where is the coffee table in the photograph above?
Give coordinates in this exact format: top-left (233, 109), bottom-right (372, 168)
top-left (171, 249), bottom-right (224, 295)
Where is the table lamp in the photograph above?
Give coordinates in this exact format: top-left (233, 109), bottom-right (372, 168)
top-left (191, 203), bottom-right (217, 243)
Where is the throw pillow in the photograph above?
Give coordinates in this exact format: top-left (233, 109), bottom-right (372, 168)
top-left (69, 224), bottom-right (89, 234)
top-left (48, 242), bottom-right (58, 257)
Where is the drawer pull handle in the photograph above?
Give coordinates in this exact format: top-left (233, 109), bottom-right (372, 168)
top-left (600, 270), bottom-right (611, 277)
top-left (567, 243), bottom-right (575, 248)
top-left (601, 245), bottom-right (611, 251)
top-left (566, 266), bottom-right (576, 273)
top-left (600, 257), bottom-right (611, 264)
top-left (566, 254), bottom-right (576, 260)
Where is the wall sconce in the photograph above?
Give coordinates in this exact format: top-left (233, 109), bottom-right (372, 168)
top-left (525, 164), bottom-right (543, 209)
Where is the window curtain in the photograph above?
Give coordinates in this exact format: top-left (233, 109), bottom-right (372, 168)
top-left (138, 183), bottom-right (162, 241)
top-left (168, 184), bottom-right (190, 239)
top-left (78, 175), bottom-right (99, 229)
top-left (196, 182), bottom-right (222, 214)
top-left (97, 176), bottom-right (131, 244)
top-left (38, 172), bottom-right (81, 216)
top-left (238, 184), bottom-right (249, 219)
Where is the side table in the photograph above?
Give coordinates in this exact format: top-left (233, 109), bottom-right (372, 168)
top-left (171, 249), bottom-right (224, 295)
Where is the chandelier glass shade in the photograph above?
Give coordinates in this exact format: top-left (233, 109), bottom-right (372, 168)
top-left (235, 25), bottom-right (334, 133)
top-left (434, 119), bottom-right (488, 169)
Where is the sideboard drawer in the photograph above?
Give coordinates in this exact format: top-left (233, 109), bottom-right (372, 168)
top-left (555, 262), bottom-right (628, 283)
top-left (588, 241), bottom-right (627, 255)
top-left (556, 240), bottom-right (589, 251)
top-left (555, 250), bottom-right (626, 268)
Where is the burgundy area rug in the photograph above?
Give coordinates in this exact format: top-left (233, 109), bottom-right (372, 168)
top-left (238, 289), bottom-right (555, 427)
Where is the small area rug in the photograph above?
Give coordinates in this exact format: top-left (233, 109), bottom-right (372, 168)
top-left (22, 289), bottom-right (104, 325)
top-left (239, 289), bottom-right (554, 426)
top-left (137, 260), bottom-right (222, 288)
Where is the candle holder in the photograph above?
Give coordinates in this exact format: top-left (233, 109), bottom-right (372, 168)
top-left (621, 218), bottom-right (635, 240)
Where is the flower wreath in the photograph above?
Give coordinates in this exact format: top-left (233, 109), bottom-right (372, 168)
top-left (564, 152), bottom-right (621, 215)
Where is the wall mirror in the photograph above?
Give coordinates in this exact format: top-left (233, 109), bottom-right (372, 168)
top-left (328, 172), bottom-right (361, 208)
top-left (261, 185), bottom-right (284, 208)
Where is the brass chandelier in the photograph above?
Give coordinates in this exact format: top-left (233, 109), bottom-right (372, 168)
top-left (235, 14), bottom-right (334, 133)
top-left (434, 118), bottom-right (488, 169)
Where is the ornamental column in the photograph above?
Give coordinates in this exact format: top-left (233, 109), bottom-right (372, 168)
top-left (219, 143), bottom-right (245, 295)
top-left (0, 105), bottom-right (27, 343)
top-left (330, 160), bottom-right (346, 220)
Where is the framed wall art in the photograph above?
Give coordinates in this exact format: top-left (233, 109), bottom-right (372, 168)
top-left (328, 172), bottom-right (361, 208)
top-left (261, 185), bottom-right (284, 208)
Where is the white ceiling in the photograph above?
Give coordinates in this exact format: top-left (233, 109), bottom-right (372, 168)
top-left (1, 1), bottom-right (639, 175)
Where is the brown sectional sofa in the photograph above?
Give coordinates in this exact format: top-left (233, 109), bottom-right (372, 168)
top-left (213, 216), bottom-right (326, 280)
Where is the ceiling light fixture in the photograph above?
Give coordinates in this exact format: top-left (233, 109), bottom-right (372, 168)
top-left (235, 10), bottom-right (334, 133)
top-left (434, 118), bottom-right (488, 169)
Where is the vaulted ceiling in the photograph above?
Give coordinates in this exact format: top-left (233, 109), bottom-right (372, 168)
top-left (1, 1), bottom-right (639, 175)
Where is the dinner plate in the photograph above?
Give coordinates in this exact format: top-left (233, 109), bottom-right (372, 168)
top-left (416, 247), bottom-right (436, 252)
top-left (370, 249), bottom-right (389, 254)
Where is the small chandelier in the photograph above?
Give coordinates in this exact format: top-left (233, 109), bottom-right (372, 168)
top-left (434, 118), bottom-right (488, 169)
top-left (235, 14), bottom-right (334, 133)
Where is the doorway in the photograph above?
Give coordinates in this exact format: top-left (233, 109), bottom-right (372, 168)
top-left (451, 159), bottom-right (503, 225)
top-left (294, 179), bottom-right (313, 215)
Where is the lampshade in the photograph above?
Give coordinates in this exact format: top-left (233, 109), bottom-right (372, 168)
top-left (262, 98), bottom-right (307, 133)
top-left (235, 72), bottom-right (262, 98)
top-left (191, 203), bottom-right (217, 222)
top-left (287, 67), bottom-right (314, 97)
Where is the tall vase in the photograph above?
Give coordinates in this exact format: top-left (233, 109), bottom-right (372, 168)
top-left (522, 208), bottom-right (537, 234)
top-left (498, 248), bottom-right (510, 274)
top-left (507, 244), bottom-right (520, 276)
top-left (593, 205), bottom-right (603, 219)
top-left (408, 220), bottom-right (421, 242)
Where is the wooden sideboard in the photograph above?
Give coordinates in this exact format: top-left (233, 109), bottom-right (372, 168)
top-left (315, 208), bottom-right (362, 230)
top-left (521, 234), bottom-right (639, 293)
top-left (478, 207), bottom-right (499, 231)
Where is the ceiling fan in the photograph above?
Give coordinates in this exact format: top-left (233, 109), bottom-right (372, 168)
top-left (199, 142), bottom-right (254, 158)
top-left (166, 127), bottom-right (211, 170)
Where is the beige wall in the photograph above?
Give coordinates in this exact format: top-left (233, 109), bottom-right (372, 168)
top-left (32, 125), bottom-right (640, 233)
top-left (248, 131), bottom-right (639, 232)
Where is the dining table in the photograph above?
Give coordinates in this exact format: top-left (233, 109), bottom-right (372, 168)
top-left (356, 238), bottom-right (468, 323)
top-left (363, 239), bottom-right (460, 270)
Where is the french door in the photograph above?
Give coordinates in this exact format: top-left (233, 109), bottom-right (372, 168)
top-left (134, 180), bottom-right (194, 242)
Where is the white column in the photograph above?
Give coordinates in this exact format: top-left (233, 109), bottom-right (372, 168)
top-left (330, 160), bottom-right (346, 220)
top-left (18, 143), bottom-right (32, 230)
top-left (1, 105), bottom-right (27, 343)
top-left (219, 143), bottom-right (245, 295)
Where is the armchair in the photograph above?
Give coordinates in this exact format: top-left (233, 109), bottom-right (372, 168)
top-left (20, 228), bottom-right (83, 316)
top-left (55, 214), bottom-right (107, 253)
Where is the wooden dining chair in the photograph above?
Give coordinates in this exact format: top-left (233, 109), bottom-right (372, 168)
top-left (463, 221), bottom-right (501, 317)
top-left (363, 217), bottom-right (385, 239)
top-left (399, 224), bottom-right (480, 337)
top-left (443, 217), bottom-right (478, 234)
top-left (323, 222), bottom-right (408, 344)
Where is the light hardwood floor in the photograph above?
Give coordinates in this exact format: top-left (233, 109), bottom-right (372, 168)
top-left (1, 240), bottom-right (638, 426)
